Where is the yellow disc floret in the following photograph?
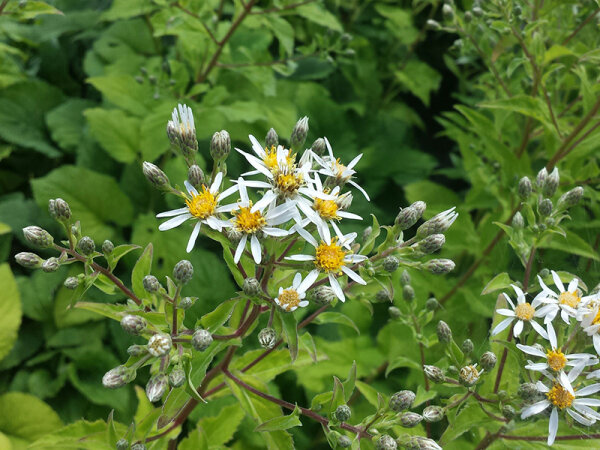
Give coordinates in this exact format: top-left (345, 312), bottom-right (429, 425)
top-left (593, 309), bottom-right (600, 326)
top-left (313, 197), bottom-right (339, 221)
top-left (233, 204), bottom-right (266, 234)
top-left (186, 186), bottom-right (217, 219)
top-left (547, 383), bottom-right (574, 409)
top-left (515, 302), bottom-right (535, 321)
top-left (315, 239), bottom-right (347, 273)
top-left (546, 348), bottom-right (567, 372)
top-left (263, 146), bottom-right (295, 172)
top-left (559, 291), bottom-right (581, 308)
top-left (334, 158), bottom-right (348, 179)
top-left (278, 289), bottom-right (300, 311)
top-left (275, 171), bottom-right (303, 197)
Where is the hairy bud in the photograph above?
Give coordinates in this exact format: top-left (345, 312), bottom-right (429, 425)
top-left (243, 277), bottom-right (261, 296)
top-left (131, 444), bottom-right (147, 450)
top-left (48, 198), bottom-right (71, 223)
top-left (116, 439), bottom-right (129, 450)
top-left (480, 351), bottom-right (497, 371)
top-left (426, 19), bottom-right (442, 30)
top-left (400, 435), bottom-right (442, 450)
top-left (64, 276), bottom-right (79, 289)
top-left (314, 285), bottom-right (336, 305)
top-left (383, 256), bottom-right (399, 272)
top-left (192, 329), bottom-right (213, 351)
top-left (169, 367), bottom-right (186, 388)
top-left (459, 364), bottom-right (481, 387)
top-left (462, 339), bottom-right (474, 355)
top-left (543, 168), bottom-right (559, 197)
top-left (414, 234), bottom-right (445, 254)
top-left (121, 315), bottom-right (147, 335)
top-left (424, 365), bottom-right (445, 384)
top-left (337, 435), bottom-right (352, 448)
top-left (311, 137), bottom-right (326, 156)
top-left (334, 404), bottom-right (351, 422)
top-left (426, 297), bottom-right (439, 311)
top-left (388, 306), bottom-right (401, 319)
top-left (77, 236), bottom-right (95, 255)
top-left (423, 405), bottom-right (444, 423)
top-left (425, 259), bottom-right (455, 274)
top-left (539, 198), bottom-right (553, 217)
top-left (416, 207), bottom-right (458, 238)
top-left (179, 296), bottom-right (195, 310)
top-left (436, 321), bottom-right (452, 343)
top-left (210, 130), bottom-right (231, 161)
top-left (102, 240), bottom-right (114, 255)
top-left (502, 405), bottom-right (516, 420)
top-left (403, 285), bottom-right (415, 302)
top-left (536, 167), bottom-right (548, 188)
top-left (146, 373), bottom-right (168, 402)
top-left (518, 382), bottom-right (540, 401)
top-left (188, 165), bottom-right (205, 187)
top-left (375, 434), bottom-right (398, 450)
top-left (389, 390), bottom-right (415, 412)
top-left (395, 201), bottom-right (426, 230)
top-left (557, 186), bottom-right (584, 209)
top-left (147, 334), bottom-right (172, 357)
top-left (127, 345), bottom-right (146, 356)
top-left (290, 117), bottom-right (309, 150)
top-left (442, 3), bottom-right (454, 19)
top-left (142, 162), bottom-right (170, 190)
top-left (266, 128), bottom-right (279, 148)
top-left (375, 289), bottom-right (392, 302)
top-left (23, 226), bottom-right (53, 249)
top-left (42, 257), bottom-right (60, 273)
top-left (167, 104), bottom-right (197, 158)
top-left (173, 260), bottom-right (193, 284)
top-left (258, 327), bottom-right (277, 349)
top-left (15, 252), bottom-right (43, 269)
top-left (400, 269), bottom-right (411, 286)
top-left (400, 412), bottom-right (423, 428)
top-left (512, 211), bottom-right (524, 229)
top-left (518, 176), bottom-right (532, 200)
top-left (143, 275), bottom-right (160, 293)
top-left (102, 365), bottom-right (136, 389)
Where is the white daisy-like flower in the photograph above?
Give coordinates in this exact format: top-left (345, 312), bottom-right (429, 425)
top-left (237, 135), bottom-right (295, 178)
top-left (285, 227), bottom-right (367, 302)
top-left (229, 179), bottom-right (294, 264)
top-left (157, 172), bottom-right (238, 253)
top-left (490, 284), bottom-right (548, 339)
top-left (517, 323), bottom-right (596, 390)
top-left (310, 137), bottom-right (370, 201)
top-left (274, 272), bottom-right (317, 312)
top-left (521, 361), bottom-right (600, 446)
top-left (580, 306), bottom-right (600, 355)
top-left (533, 271), bottom-right (593, 324)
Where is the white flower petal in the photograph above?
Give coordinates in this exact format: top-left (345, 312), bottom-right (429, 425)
top-left (329, 274), bottom-right (345, 302)
top-left (346, 153), bottom-right (363, 170)
top-left (159, 213), bottom-right (192, 231)
top-left (185, 180), bottom-right (198, 196)
top-left (337, 211), bottom-right (362, 220)
top-left (218, 184), bottom-right (240, 201)
top-left (348, 180), bottom-right (370, 201)
top-left (250, 235), bottom-right (262, 264)
top-left (186, 222), bottom-right (201, 253)
top-left (234, 235), bottom-right (248, 263)
top-left (547, 322), bottom-right (558, 349)
top-left (552, 270), bottom-right (565, 292)
top-left (516, 344), bottom-right (546, 358)
top-left (210, 172), bottom-right (223, 193)
top-left (293, 225), bottom-right (318, 248)
top-left (496, 308), bottom-right (516, 317)
top-left (249, 134), bottom-right (266, 158)
top-left (576, 383), bottom-right (600, 397)
top-left (530, 320), bottom-right (549, 339)
top-left (521, 400), bottom-right (550, 419)
top-left (548, 408), bottom-right (558, 446)
top-left (342, 266), bottom-right (366, 285)
top-left (491, 317), bottom-right (514, 336)
top-left (298, 270), bottom-right (319, 294)
top-left (157, 207), bottom-right (189, 218)
top-left (513, 319), bottom-right (524, 337)
top-left (568, 407), bottom-right (596, 426)
top-left (568, 278), bottom-right (579, 293)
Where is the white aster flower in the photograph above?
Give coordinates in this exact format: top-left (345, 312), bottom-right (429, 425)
top-left (229, 179), bottom-right (294, 264)
top-left (274, 272), bottom-right (317, 312)
top-left (310, 137), bottom-right (370, 201)
top-left (521, 361), bottom-right (600, 446)
top-left (157, 172), bottom-right (238, 253)
top-left (490, 284), bottom-right (548, 339)
top-left (533, 271), bottom-right (592, 324)
top-left (517, 323), bottom-right (596, 391)
top-left (580, 306), bottom-right (600, 355)
top-left (285, 227), bottom-right (367, 302)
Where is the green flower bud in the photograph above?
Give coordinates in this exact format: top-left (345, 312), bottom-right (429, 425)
top-left (143, 275), bottom-right (160, 293)
top-left (311, 137), bottom-right (326, 156)
top-left (48, 198), bottom-right (71, 223)
top-left (480, 351), bottom-right (497, 371)
top-left (42, 257), bottom-right (60, 273)
top-left (146, 373), bottom-right (168, 403)
top-left (400, 270), bottom-right (411, 285)
top-left (388, 306), bottom-right (401, 319)
top-left (389, 390), bottom-right (415, 412)
top-left (518, 176), bottom-right (532, 200)
top-left (423, 405), bottom-right (444, 423)
top-left (395, 202), bottom-right (425, 230)
top-left (557, 186), bottom-right (584, 209)
top-left (375, 289), bottom-right (392, 303)
top-left (102, 240), bottom-right (114, 255)
top-left (179, 296), bottom-right (195, 310)
top-left (400, 435), bottom-right (441, 450)
top-left (127, 345), bottom-right (146, 356)
top-left (442, 4), bottom-right (454, 19)
top-left (142, 162), bottom-right (170, 190)
top-left (210, 130), bottom-right (231, 161)
top-left (424, 365), bottom-right (445, 384)
top-left (417, 207), bottom-right (458, 238)
top-left (173, 260), bottom-right (193, 284)
top-left (121, 315), bottom-right (147, 335)
top-left (290, 117), bottom-right (309, 150)
top-left (400, 412), bottom-right (423, 428)
top-left (539, 198), bottom-right (553, 217)
top-left (337, 435), bottom-right (352, 448)
top-left (77, 236), bottom-right (95, 255)
top-left (502, 405), bottom-right (516, 420)
top-left (265, 128), bottom-right (279, 148)
top-left (543, 168), bottom-right (559, 197)
top-left (243, 277), bottom-right (261, 296)
top-left (383, 256), bottom-right (399, 272)
top-left (536, 167), bottom-right (548, 188)
top-left (116, 438), bottom-right (129, 450)
top-left (258, 327), bottom-right (277, 349)
top-left (15, 252), bottom-right (43, 269)
top-left (102, 365), bottom-right (136, 389)
top-left (362, 226), bottom-right (372, 243)
top-left (403, 285), bottom-right (415, 302)
top-left (131, 443), bottom-right (147, 450)
top-left (23, 226), bottom-right (53, 249)
top-left (518, 382), bottom-right (539, 400)
top-left (192, 329), bottom-right (213, 351)
top-left (426, 297), bottom-right (439, 311)
top-left (64, 276), bottom-right (79, 289)
top-left (462, 339), bottom-right (474, 355)
top-left (472, 6), bottom-right (483, 17)
top-left (512, 211), bottom-right (524, 229)
top-left (425, 258), bottom-right (455, 274)
top-left (188, 165), bottom-right (205, 188)
top-left (313, 285), bottom-right (336, 305)
top-left (334, 404), bottom-right (351, 422)
top-left (415, 234), bottom-right (445, 254)
top-left (459, 364), bottom-right (481, 387)
top-left (169, 367), bottom-right (186, 388)
top-left (436, 320), bottom-right (452, 343)
top-left (376, 435), bottom-right (397, 450)
top-left (147, 334), bottom-right (172, 357)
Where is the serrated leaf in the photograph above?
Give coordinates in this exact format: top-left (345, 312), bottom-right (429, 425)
top-left (131, 243), bottom-right (153, 299)
top-left (256, 405), bottom-right (302, 432)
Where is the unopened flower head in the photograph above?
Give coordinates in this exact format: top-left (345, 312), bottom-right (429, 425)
top-left (480, 351), bottom-right (497, 371)
top-left (146, 373), bottom-right (168, 403)
top-left (400, 412), bottom-right (423, 428)
top-left (143, 162), bottom-right (170, 190)
top-left (375, 435), bottom-right (397, 450)
top-left (290, 116), bottom-right (309, 150)
top-left (120, 315), bottom-right (147, 335)
top-left (265, 128), bottom-right (278, 148)
top-left (102, 240), bottom-right (114, 254)
top-left (258, 327), bottom-right (277, 349)
top-left (389, 306), bottom-right (401, 319)
top-left (23, 226), bottom-right (53, 249)
top-left (557, 186), bottom-right (584, 209)
top-left (425, 258), bottom-right (455, 274)
top-left (64, 276), bottom-right (79, 289)
top-left (539, 198), bottom-right (553, 216)
top-left (77, 236), bottom-right (95, 255)
top-left (147, 334), bottom-right (172, 357)
top-left (383, 256), bottom-right (399, 272)
top-left (426, 297), bottom-right (439, 311)
top-left (192, 329), bottom-right (213, 351)
top-left (416, 207), bottom-right (458, 238)
top-left (210, 130), bottom-right (231, 161)
top-left (389, 390), bottom-right (415, 412)
top-left (518, 176), bottom-right (532, 200)
top-left (512, 211), bottom-right (524, 229)
top-left (188, 165), bottom-right (205, 187)
top-left (167, 104), bottom-right (197, 157)
top-left (423, 405), bottom-right (444, 423)
top-left (536, 167), bottom-right (548, 188)
top-left (168, 367), bottom-right (186, 388)
top-left (173, 260), bottom-right (193, 284)
top-left (543, 167), bottom-right (559, 197)
top-left (313, 285), bottom-right (336, 305)
top-left (414, 234), bottom-right (445, 254)
top-left (102, 365), bottom-right (136, 389)
top-left (15, 252), bottom-right (43, 269)
top-left (462, 339), bottom-right (474, 355)
top-left (403, 285), bottom-right (415, 302)
top-left (395, 201), bottom-right (426, 230)
top-left (41, 257), bottom-right (59, 272)
top-left (491, 284), bottom-right (548, 339)
top-left (48, 198), bottom-right (71, 223)
top-left (274, 272), bottom-right (314, 312)
top-left (311, 137), bottom-right (326, 155)
top-left (424, 365), bottom-right (445, 384)
top-left (436, 320), bottom-right (452, 343)
top-left (334, 404), bottom-right (351, 422)
top-left (400, 435), bottom-right (442, 450)
top-left (459, 364), bottom-right (481, 386)
top-left (143, 275), bottom-right (160, 293)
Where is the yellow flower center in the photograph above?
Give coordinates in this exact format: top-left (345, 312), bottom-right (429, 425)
top-left (315, 239), bottom-right (347, 273)
top-left (515, 302), bottom-right (535, 321)
top-left (233, 204), bottom-right (266, 234)
top-left (559, 291), bottom-right (580, 308)
top-left (459, 365), bottom-right (480, 386)
top-left (334, 158), bottom-right (348, 178)
top-left (275, 171), bottom-right (303, 196)
top-left (593, 310), bottom-right (600, 326)
top-left (278, 289), bottom-right (300, 311)
top-left (547, 383), bottom-right (574, 409)
top-left (546, 348), bottom-right (567, 372)
top-left (263, 146), bottom-right (294, 172)
top-left (313, 198), bottom-right (339, 220)
top-left (185, 186), bottom-right (217, 219)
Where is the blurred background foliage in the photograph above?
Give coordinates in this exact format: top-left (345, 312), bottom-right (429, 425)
top-left (1, 0), bottom-right (600, 448)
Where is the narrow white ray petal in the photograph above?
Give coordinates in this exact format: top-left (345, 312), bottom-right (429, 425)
top-left (536, 381), bottom-right (550, 392)
top-left (346, 153), bottom-right (363, 170)
top-left (250, 235), bottom-right (262, 264)
top-left (552, 270), bottom-right (565, 292)
top-left (157, 207), bottom-right (189, 218)
top-left (319, 221), bottom-right (331, 245)
top-left (238, 178), bottom-right (249, 204)
top-left (291, 273), bottom-right (302, 289)
top-left (537, 275), bottom-right (556, 296)
top-left (210, 172), bottom-right (223, 193)
top-left (573, 404), bottom-right (600, 420)
top-left (511, 284), bottom-right (525, 302)
top-left (216, 204), bottom-right (239, 214)
top-left (575, 398), bottom-right (600, 406)
top-left (547, 322), bottom-right (558, 349)
top-left (330, 221), bottom-right (345, 244)
top-left (513, 319), bottom-right (524, 337)
top-left (548, 408), bottom-right (558, 446)
top-left (594, 334), bottom-right (600, 355)
top-left (185, 180), bottom-right (199, 196)
top-left (348, 180), bottom-right (370, 201)
top-left (251, 190), bottom-right (277, 213)
top-left (159, 213), bottom-right (192, 231)
top-left (530, 320), bottom-right (549, 339)
top-left (205, 216), bottom-right (223, 232)
top-left (298, 271), bottom-right (319, 294)
top-left (560, 371), bottom-right (575, 395)
top-left (241, 151), bottom-right (274, 179)
top-left (342, 266), bottom-right (366, 285)
top-left (286, 254), bottom-right (315, 261)
top-left (329, 274), bottom-right (345, 302)
top-left (294, 225), bottom-right (318, 247)
top-left (516, 344), bottom-right (546, 358)
top-left (521, 400), bottom-right (550, 419)
top-left (186, 222), bottom-right (201, 253)
top-left (216, 183), bottom-right (239, 200)
top-left (324, 137), bottom-right (334, 159)
top-left (525, 362), bottom-right (549, 371)
top-left (491, 317), bottom-right (514, 336)
top-left (576, 383), bottom-right (600, 397)
top-left (345, 254), bottom-right (367, 262)
top-left (240, 179), bottom-right (272, 189)
top-left (568, 278), bottom-right (579, 293)
top-left (502, 293), bottom-right (516, 309)
top-left (249, 135), bottom-right (266, 157)
top-left (234, 235), bottom-right (247, 263)
top-left (496, 308), bottom-right (516, 317)
top-left (298, 301), bottom-right (309, 308)
top-left (568, 408), bottom-right (595, 426)
top-left (263, 227), bottom-right (289, 237)
top-left (337, 211), bottom-right (362, 220)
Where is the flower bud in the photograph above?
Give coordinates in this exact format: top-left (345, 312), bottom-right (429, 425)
top-left (502, 405), bottom-right (516, 420)
top-left (147, 334), bottom-right (172, 357)
top-left (518, 382), bottom-right (539, 401)
top-left (102, 240), bottom-right (114, 255)
top-left (336, 192), bottom-right (353, 211)
top-left (426, 297), bottom-right (439, 311)
top-left (337, 435), bottom-right (352, 448)
top-left (23, 226), bottom-right (53, 249)
top-left (64, 276), bottom-right (79, 289)
top-left (290, 117), bottom-right (309, 150)
top-left (375, 289), bottom-right (392, 302)
top-left (543, 168), bottom-right (559, 197)
top-left (210, 130), bottom-right (231, 161)
top-left (425, 259), bottom-right (455, 274)
top-left (388, 306), bottom-right (401, 319)
top-left (243, 277), bottom-right (261, 296)
top-left (146, 373), bottom-right (168, 402)
top-left (442, 3), bottom-right (454, 19)
top-left (512, 211), bottom-right (524, 229)
top-left (179, 296), bottom-right (195, 310)
top-left (131, 444), bottom-right (147, 450)
top-left (334, 404), bottom-right (351, 422)
top-left (173, 260), bottom-right (193, 284)
top-left (448, 365), bottom-right (458, 375)
top-left (311, 137), bottom-right (326, 155)
top-left (557, 186), bottom-right (584, 209)
top-left (313, 285), bottom-right (336, 305)
top-left (169, 367), bottom-right (186, 388)
top-left (462, 339), bottom-right (474, 355)
top-left (423, 405), bottom-right (444, 423)
top-left (403, 285), bottom-right (415, 302)
top-left (121, 315), bottom-right (147, 335)
top-left (389, 390), bottom-right (415, 412)
top-left (362, 226), bottom-right (372, 243)
top-left (414, 234), bottom-right (445, 254)
top-left (436, 321), bottom-right (452, 343)
top-left (426, 19), bottom-right (441, 30)
top-left (77, 236), bottom-right (95, 255)
top-left (102, 365), bottom-right (136, 389)
top-left (192, 329), bottom-right (213, 351)
top-left (142, 162), bottom-right (170, 190)
top-left (539, 198), bottom-right (553, 217)
top-left (424, 365), bottom-right (445, 384)
top-left (395, 204), bottom-right (423, 230)
top-left (383, 256), bottom-right (399, 272)
top-left (518, 177), bottom-right (532, 200)
top-left (42, 257), bottom-right (60, 273)
top-left (472, 6), bottom-right (483, 17)
top-left (188, 165), bottom-right (205, 187)
top-left (538, 268), bottom-right (550, 278)
top-left (15, 252), bottom-right (43, 269)
top-left (400, 412), bottom-right (423, 428)
top-left (265, 128), bottom-right (279, 148)
top-left (116, 439), bottom-right (129, 450)
top-left (127, 345), bottom-right (146, 356)
top-left (375, 435), bottom-right (397, 450)
top-left (480, 351), bottom-right (497, 371)
top-left (459, 364), bottom-right (481, 386)
top-left (536, 167), bottom-right (548, 188)
top-left (143, 275), bottom-right (160, 293)
top-left (258, 327), bottom-right (277, 349)
top-left (400, 269), bottom-right (411, 285)
top-left (167, 104), bottom-right (197, 158)
top-left (416, 207), bottom-right (458, 238)
top-left (48, 198), bottom-right (71, 223)
top-left (400, 435), bottom-right (442, 450)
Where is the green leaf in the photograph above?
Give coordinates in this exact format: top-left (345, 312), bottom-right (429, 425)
top-left (87, 75), bottom-right (154, 117)
top-left (256, 405), bottom-right (302, 432)
top-left (101, 0), bottom-right (158, 20)
top-left (342, 361), bottom-right (357, 402)
top-left (355, 380), bottom-right (379, 408)
top-left (31, 166), bottom-right (134, 239)
top-left (194, 403), bottom-right (245, 447)
top-left (385, 355), bottom-right (422, 376)
top-left (539, 230), bottom-right (600, 261)
top-left (329, 376), bottom-right (345, 415)
top-left (4, 1), bottom-right (63, 19)
top-left (440, 401), bottom-right (497, 444)
top-left (360, 214), bottom-right (381, 255)
top-left (295, 3), bottom-right (343, 32)
top-left (200, 298), bottom-right (238, 333)
top-left (46, 99), bottom-right (95, 152)
top-left (0, 265), bottom-right (21, 363)
top-left (84, 108), bottom-right (141, 163)
top-left (279, 310), bottom-right (299, 362)
top-left (30, 419), bottom-right (126, 450)
top-left (395, 60), bottom-right (441, 106)
top-left (183, 357), bottom-right (206, 404)
top-left (131, 243), bottom-right (153, 299)
top-left (479, 95), bottom-right (553, 132)
top-left (413, 384), bottom-right (437, 407)
top-left (482, 272), bottom-right (513, 295)
top-left (313, 312), bottom-right (360, 334)
top-left (107, 244), bottom-right (141, 271)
